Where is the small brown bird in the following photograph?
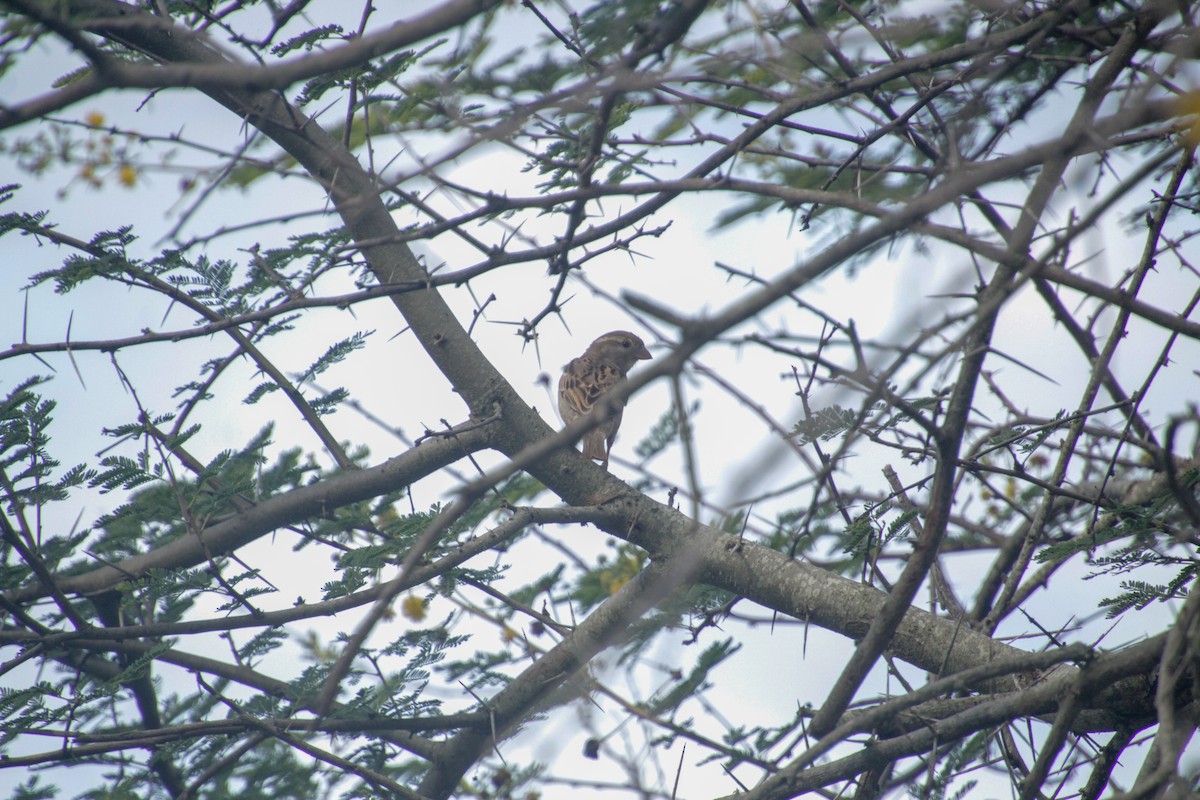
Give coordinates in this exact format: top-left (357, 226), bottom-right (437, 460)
top-left (558, 330), bottom-right (652, 468)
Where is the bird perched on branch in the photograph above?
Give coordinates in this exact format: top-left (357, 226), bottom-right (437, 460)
top-left (558, 330), bottom-right (652, 469)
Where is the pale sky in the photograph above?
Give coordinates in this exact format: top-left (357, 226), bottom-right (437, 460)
top-left (1, 1), bottom-right (1197, 796)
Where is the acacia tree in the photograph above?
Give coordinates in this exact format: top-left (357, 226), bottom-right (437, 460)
top-left (1, 0), bottom-right (1198, 798)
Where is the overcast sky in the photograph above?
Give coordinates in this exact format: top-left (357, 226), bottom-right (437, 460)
top-left (1, 1), bottom-right (1197, 795)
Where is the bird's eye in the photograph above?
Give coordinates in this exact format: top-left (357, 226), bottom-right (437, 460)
top-left (621, 339), bottom-right (631, 348)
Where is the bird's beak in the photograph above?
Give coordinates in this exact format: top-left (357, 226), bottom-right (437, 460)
top-left (636, 343), bottom-right (652, 360)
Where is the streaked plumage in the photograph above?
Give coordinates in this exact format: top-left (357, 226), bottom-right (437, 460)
top-left (558, 330), bottom-right (652, 468)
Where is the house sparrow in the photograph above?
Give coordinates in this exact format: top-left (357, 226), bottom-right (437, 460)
top-left (558, 330), bottom-right (652, 469)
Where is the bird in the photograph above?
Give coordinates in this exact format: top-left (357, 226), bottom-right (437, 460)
top-left (558, 330), bottom-right (652, 469)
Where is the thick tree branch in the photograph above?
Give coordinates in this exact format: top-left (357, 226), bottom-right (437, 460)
top-left (6, 419), bottom-right (493, 602)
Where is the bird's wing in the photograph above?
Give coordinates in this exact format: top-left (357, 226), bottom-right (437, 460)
top-left (584, 361), bottom-right (623, 406)
top-left (563, 358), bottom-right (622, 412)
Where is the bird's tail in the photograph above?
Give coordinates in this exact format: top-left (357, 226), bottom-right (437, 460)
top-left (581, 430), bottom-right (608, 462)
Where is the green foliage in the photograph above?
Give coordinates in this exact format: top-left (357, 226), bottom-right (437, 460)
top-left (90, 452), bottom-right (163, 493)
top-left (620, 583), bottom-right (737, 666)
top-left (189, 738), bottom-right (320, 800)
top-left (635, 400), bottom-right (699, 459)
top-left (321, 565), bottom-right (368, 600)
top-left (887, 508), bottom-right (919, 542)
top-left (0, 190), bottom-right (42, 234)
top-left (307, 386), bottom-right (349, 416)
top-left (236, 626), bottom-right (288, 664)
top-left (118, 566), bottom-right (211, 610)
top-left (984, 410), bottom-right (1067, 458)
top-left (80, 428), bottom-right (305, 567)
top-left (0, 377), bottom-right (95, 511)
top-left (337, 624), bottom-right (466, 719)
top-left (1024, 468), bottom-right (1200, 619)
top-left (909, 731), bottom-right (986, 800)
top-left (271, 24), bottom-right (346, 57)
top-left (242, 331), bottom-right (369, 412)
top-left (438, 646), bottom-right (519, 692)
top-left (1038, 475), bottom-right (1198, 566)
top-left (575, 0), bottom-right (673, 59)
top-left (791, 401), bottom-right (884, 446)
top-left (840, 502), bottom-right (913, 556)
top-left (453, 472), bottom-right (547, 534)
top-left (336, 536), bottom-right (410, 571)
top-left (27, 227), bottom-right (136, 293)
top-left (526, 102), bottom-right (643, 191)
top-left (120, 566), bottom-right (276, 617)
top-left (716, 154), bottom-right (926, 230)
top-left (1099, 569), bottom-right (1196, 618)
top-left (792, 396), bottom-right (946, 447)
top-left (285, 662), bottom-right (335, 708)
top-left (573, 541), bottom-right (647, 612)
top-left (841, 513), bottom-right (875, 556)
top-left (298, 330), bottom-right (372, 383)
top-left (294, 40), bottom-right (445, 106)
top-left (9, 775), bottom-right (57, 800)
top-left (329, 483), bottom-right (523, 595)
top-left (106, 641), bottom-right (175, 686)
top-left (0, 682), bottom-right (59, 749)
top-left (642, 638), bottom-right (739, 717)
top-left (507, 564), bottom-right (565, 607)
top-left (243, 380), bottom-right (279, 405)
top-left (166, 253), bottom-right (239, 310)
